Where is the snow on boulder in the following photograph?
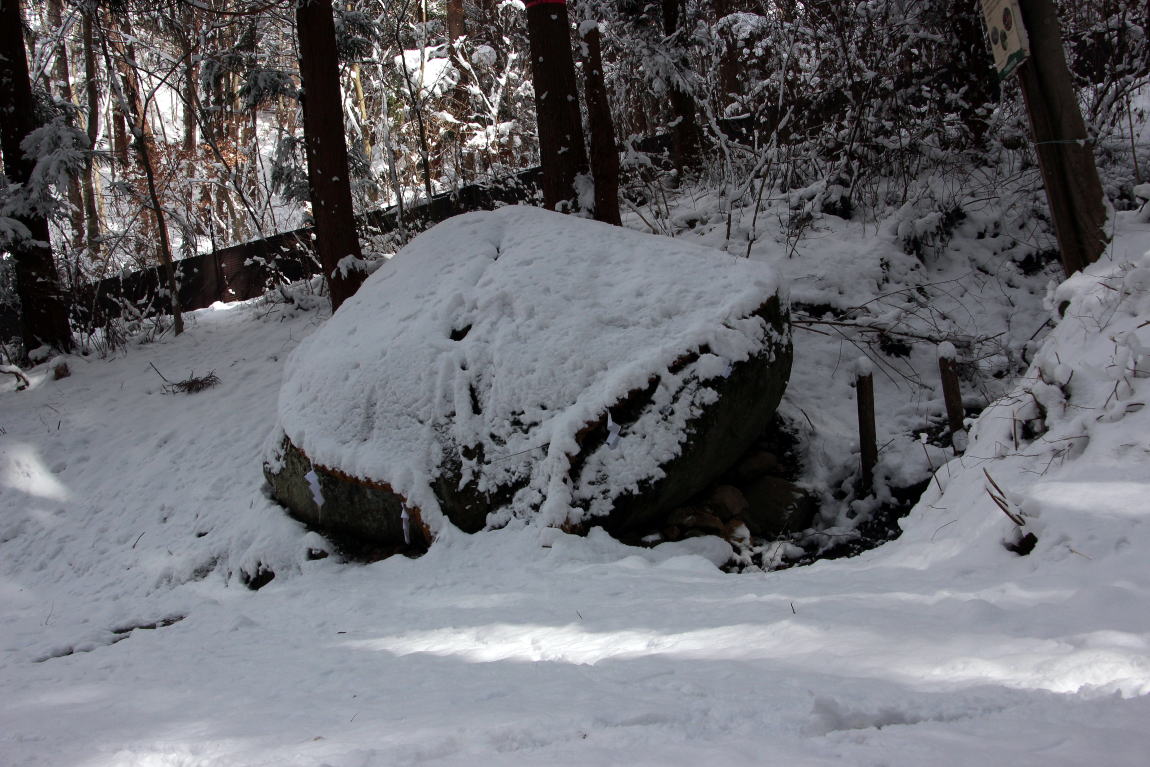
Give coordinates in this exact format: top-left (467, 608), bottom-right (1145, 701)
top-left (264, 206), bottom-right (791, 551)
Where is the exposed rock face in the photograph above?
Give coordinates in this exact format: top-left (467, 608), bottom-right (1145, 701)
top-left (264, 206), bottom-right (791, 552)
top-left (593, 297), bottom-right (791, 537)
top-left (265, 436), bottom-right (431, 554)
top-left (739, 475), bottom-right (816, 537)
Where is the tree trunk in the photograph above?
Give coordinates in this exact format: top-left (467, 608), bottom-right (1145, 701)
top-left (662, 0), bottom-right (701, 172)
top-left (296, 0), bottom-right (366, 311)
top-left (525, 0), bottom-right (588, 211)
top-left (350, 64), bottom-right (373, 163)
top-left (110, 57), bottom-right (130, 171)
top-left (378, 86), bottom-right (405, 219)
top-left (103, 13), bottom-right (184, 334)
top-left (46, 0), bottom-right (85, 260)
top-left (389, 10), bottom-right (436, 201)
top-left (349, 63), bottom-right (380, 203)
top-left (446, 0), bottom-right (471, 180)
top-left (81, 11), bottom-right (102, 262)
top-left (0, 0), bottom-right (73, 354)
top-left (1016, 0), bottom-right (1110, 276)
top-left (581, 22), bottom-right (620, 225)
top-left (447, 0), bottom-right (466, 42)
top-left (713, 0), bottom-right (741, 112)
top-left (182, 56), bottom-right (198, 155)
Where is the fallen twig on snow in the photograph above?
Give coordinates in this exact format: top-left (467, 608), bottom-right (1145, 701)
top-left (983, 468), bottom-right (1025, 526)
top-left (149, 362), bottom-right (220, 394)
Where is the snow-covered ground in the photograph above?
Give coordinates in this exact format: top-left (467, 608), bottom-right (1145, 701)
top-left (3, 205), bottom-right (1150, 765)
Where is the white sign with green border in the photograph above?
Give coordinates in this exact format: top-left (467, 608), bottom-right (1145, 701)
top-left (981, 0), bottom-right (1030, 80)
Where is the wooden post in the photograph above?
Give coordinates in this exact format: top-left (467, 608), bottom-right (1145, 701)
top-left (1014, 0), bottom-right (1110, 276)
top-left (856, 365), bottom-right (877, 492)
top-left (938, 343), bottom-right (965, 449)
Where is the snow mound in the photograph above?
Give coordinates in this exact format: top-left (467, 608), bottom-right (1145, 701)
top-left (273, 206), bottom-right (789, 536)
top-left (893, 246), bottom-right (1150, 583)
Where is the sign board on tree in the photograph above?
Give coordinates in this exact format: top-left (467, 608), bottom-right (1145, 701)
top-left (981, 0), bottom-right (1030, 80)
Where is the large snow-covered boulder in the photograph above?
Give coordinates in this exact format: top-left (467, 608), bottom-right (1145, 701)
top-left (265, 206), bottom-right (791, 550)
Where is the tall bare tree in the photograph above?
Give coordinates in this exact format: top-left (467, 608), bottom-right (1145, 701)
top-left (101, 10), bottom-right (184, 334)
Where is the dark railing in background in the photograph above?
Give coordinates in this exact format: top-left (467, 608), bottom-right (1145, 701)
top-left (69, 167), bottom-right (544, 330)
top-left (10, 119), bottom-right (749, 339)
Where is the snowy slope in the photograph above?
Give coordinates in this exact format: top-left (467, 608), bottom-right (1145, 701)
top-left (2, 213), bottom-right (1150, 765)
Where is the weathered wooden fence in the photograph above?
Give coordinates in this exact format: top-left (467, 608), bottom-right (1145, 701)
top-left (8, 120), bottom-right (762, 339)
top-left (72, 167), bottom-right (543, 328)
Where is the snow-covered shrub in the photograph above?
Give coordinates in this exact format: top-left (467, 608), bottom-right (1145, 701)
top-left (0, 119), bottom-right (91, 225)
top-left (889, 178), bottom-right (968, 262)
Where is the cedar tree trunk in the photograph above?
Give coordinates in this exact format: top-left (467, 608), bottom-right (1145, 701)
top-left (525, 0), bottom-right (588, 211)
top-left (0, 0), bottom-right (73, 354)
top-left (296, 0), bottom-right (366, 311)
top-left (662, 0), bottom-right (701, 172)
top-left (46, 0), bottom-right (85, 258)
top-left (104, 14), bottom-right (184, 334)
top-left (581, 22), bottom-right (620, 225)
top-left (81, 11), bottom-right (102, 261)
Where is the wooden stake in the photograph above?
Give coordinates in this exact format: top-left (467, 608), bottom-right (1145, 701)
top-left (857, 370), bottom-right (877, 492)
top-left (939, 354), bottom-right (965, 444)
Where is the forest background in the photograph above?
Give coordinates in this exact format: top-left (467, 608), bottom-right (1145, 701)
top-left (2, 0), bottom-right (1148, 361)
